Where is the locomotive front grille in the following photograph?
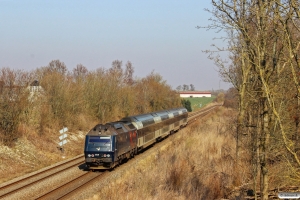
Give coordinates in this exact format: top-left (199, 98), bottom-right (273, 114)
top-left (86, 157), bottom-right (112, 163)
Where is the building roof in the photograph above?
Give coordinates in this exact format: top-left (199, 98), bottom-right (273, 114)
top-left (178, 91), bottom-right (211, 94)
top-left (30, 80), bottom-right (40, 86)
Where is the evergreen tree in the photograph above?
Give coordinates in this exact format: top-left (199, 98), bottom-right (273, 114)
top-left (181, 99), bottom-right (192, 112)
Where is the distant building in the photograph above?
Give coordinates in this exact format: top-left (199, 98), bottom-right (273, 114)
top-left (179, 91), bottom-right (211, 98)
top-left (28, 80), bottom-right (42, 92)
top-left (27, 80), bottom-right (44, 101)
top-left (0, 80), bottom-right (43, 102)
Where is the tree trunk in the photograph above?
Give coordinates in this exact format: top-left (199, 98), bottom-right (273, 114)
top-left (259, 97), bottom-right (270, 200)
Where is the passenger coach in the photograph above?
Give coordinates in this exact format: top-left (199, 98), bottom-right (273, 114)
top-left (121, 107), bottom-right (188, 149)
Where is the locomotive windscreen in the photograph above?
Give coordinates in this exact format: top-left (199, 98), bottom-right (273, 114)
top-left (86, 136), bottom-right (112, 151)
top-left (89, 136), bottom-right (110, 143)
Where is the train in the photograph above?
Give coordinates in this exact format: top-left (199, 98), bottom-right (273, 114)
top-left (84, 107), bottom-right (188, 170)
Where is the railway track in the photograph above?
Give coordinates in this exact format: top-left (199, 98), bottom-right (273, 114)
top-left (35, 171), bottom-right (107, 200)
top-left (0, 104), bottom-right (221, 199)
top-left (188, 104), bottom-right (221, 122)
top-left (0, 155), bottom-right (84, 199)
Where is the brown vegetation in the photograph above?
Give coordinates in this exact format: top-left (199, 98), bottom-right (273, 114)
top-left (204, 1), bottom-right (300, 199)
top-left (0, 60), bottom-right (181, 147)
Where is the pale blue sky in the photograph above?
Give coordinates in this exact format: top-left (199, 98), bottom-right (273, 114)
top-left (0, 0), bottom-right (231, 90)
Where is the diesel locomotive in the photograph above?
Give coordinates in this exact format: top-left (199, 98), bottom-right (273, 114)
top-left (84, 107), bottom-right (188, 170)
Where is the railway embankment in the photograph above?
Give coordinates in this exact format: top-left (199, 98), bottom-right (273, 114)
top-left (0, 130), bottom-right (86, 184)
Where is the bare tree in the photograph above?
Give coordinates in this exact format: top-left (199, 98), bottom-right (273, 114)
top-left (190, 84), bottom-right (195, 91)
top-left (0, 68), bottom-right (31, 146)
top-left (182, 84), bottom-right (189, 91)
top-left (72, 64), bottom-right (88, 82)
top-left (204, 0), bottom-right (300, 198)
top-left (176, 85), bottom-right (182, 91)
top-left (124, 61), bottom-right (134, 85)
top-left (47, 60), bottom-right (67, 75)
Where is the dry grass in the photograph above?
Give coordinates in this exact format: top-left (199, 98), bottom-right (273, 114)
top-left (85, 107), bottom-right (248, 200)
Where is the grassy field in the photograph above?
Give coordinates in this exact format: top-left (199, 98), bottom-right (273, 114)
top-left (185, 96), bottom-right (216, 111)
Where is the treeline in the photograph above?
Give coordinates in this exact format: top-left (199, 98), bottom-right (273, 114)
top-left (209, 0), bottom-right (300, 198)
top-left (176, 84), bottom-right (195, 91)
top-left (0, 60), bottom-right (181, 146)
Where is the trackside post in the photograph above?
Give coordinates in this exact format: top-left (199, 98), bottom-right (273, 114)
top-left (58, 127), bottom-right (68, 158)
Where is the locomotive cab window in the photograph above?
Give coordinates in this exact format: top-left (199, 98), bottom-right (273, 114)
top-left (89, 136), bottom-right (111, 144)
top-left (87, 136), bottom-right (112, 151)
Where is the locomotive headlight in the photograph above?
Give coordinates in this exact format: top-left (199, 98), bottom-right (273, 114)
top-left (107, 154), bottom-right (110, 157)
top-left (104, 154), bottom-right (106, 157)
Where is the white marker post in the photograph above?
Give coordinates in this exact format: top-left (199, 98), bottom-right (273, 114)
top-left (59, 127), bottom-right (68, 158)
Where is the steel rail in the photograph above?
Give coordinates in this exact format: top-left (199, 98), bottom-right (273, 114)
top-left (0, 155), bottom-right (84, 199)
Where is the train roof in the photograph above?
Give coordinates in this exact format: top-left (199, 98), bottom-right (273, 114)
top-left (120, 107), bottom-right (188, 129)
top-left (86, 121), bottom-right (135, 136)
top-left (123, 107), bottom-right (186, 120)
